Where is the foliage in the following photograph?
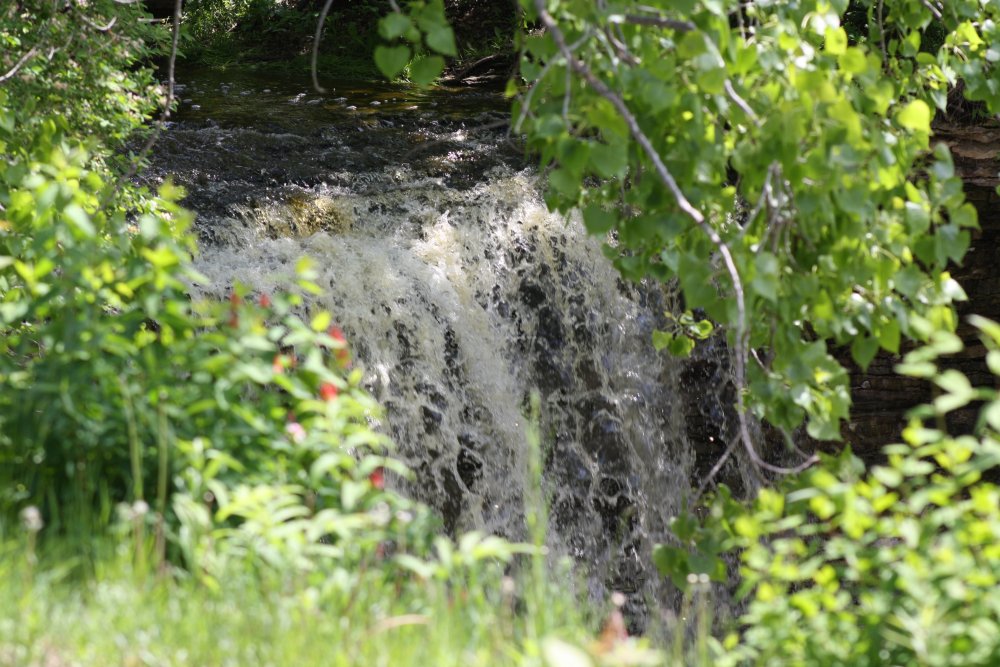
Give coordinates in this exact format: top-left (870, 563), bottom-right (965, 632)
top-left (0, 0), bottom-right (168, 183)
top-left (0, 0), bottom-right (451, 581)
top-left (181, 0), bottom-right (369, 68)
top-left (374, 0), bottom-right (459, 84)
top-left (510, 0), bottom-right (1000, 442)
top-left (654, 317), bottom-right (1000, 666)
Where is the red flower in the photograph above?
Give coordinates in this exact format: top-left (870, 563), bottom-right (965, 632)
top-left (258, 293), bottom-right (272, 308)
top-left (228, 291), bottom-right (241, 328)
top-left (319, 382), bottom-right (339, 401)
top-left (369, 466), bottom-right (385, 490)
top-left (328, 326), bottom-right (351, 367)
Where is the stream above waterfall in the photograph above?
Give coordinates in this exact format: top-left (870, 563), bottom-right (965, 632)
top-left (143, 67), bottom-right (746, 605)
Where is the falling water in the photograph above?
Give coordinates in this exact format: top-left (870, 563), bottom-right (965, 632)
top-left (144, 69), bottom-right (746, 604)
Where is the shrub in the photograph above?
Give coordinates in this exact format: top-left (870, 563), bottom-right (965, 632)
top-left (656, 317), bottom-right (1000, 666)
top-left (0, 1), bottom-right (444, 580)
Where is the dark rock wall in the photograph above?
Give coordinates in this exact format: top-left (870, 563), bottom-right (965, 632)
top-left (842, 123), bottom-right (1000, 454)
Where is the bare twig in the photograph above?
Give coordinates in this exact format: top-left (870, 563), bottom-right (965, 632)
top-left (725, 79), bottom-right (757, 121)
top-left (919, 0), bottom-right (943, 20)
top-left (445, 54), bottom-right (509, 82)
top-left (0, 46), bottom-right (39, 85)
top-left (311, 0), bottom-right (336, 93)
top-left (743, 162), bottom-right (777, 234)
top-left (602, 26), bottom-right (639, 66)
top-left (78, 13), bottom-right (118, 33)
top-left (532, 0), bottom-right (815, 480)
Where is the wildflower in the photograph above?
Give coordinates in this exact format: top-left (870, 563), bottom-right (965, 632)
top-left (369, 466), bottom-right (385, 490)
top-left (132, 500), bottom-right (150, 517)
top-left (272, 354), bottom-right (284, 374)
top-left (258, 293), bottom-right (272, 308)
top-left (286, 420), bottom-right (306, 443)
top-left (228, 291), bottom-right (241, 328)
top-left (328, 325), bottom-right (350, 367)
top-left (319, 382), bottom-right (339, 401)
top-left (593, 592), bottom-right (628, 655)
top-left (20, 506), bottom-right (43, 533)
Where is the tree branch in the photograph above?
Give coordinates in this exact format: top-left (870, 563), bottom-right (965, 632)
top-left (532, 0), bottom-right (815, 482)
top-left (0, 46), bottom-right (39, 85)
top-left (78, 13), bottom-right (118, 33)
top-left (311, 0), bottom-right (336, 93)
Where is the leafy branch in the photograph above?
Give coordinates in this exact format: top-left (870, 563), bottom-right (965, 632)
top-left (530, 0), bottom-right (816, 480)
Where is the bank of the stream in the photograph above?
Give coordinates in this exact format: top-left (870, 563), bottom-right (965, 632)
top-left (169, 0), bottom-right (518, 82)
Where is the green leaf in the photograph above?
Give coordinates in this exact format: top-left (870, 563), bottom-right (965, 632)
top-left (378, 13), bottom-right (413, 41)
top-left (64, 203), bottom-right (95, 237)
top-left (838, 47), bottom-right (868, 74)
top-left (652, 544), bottom-right (691, 590)
top-left (669, 336), bottom-right (696, 357)
top-left (850, 335), bottom-right (879, 370)
top-left (897, 99), bottom-right (932, 134)
top-left (751, 252), bottom-right (780, 303)
top-left (582, 205), bottom-right (616, 235)
top-left (425, 25), bottom-right (457, 56)
top-left (825, 27), bottom-right (847, 55)
top-left (311, 311), bottom-right (332, 332)
top-left (547, 168), bottom-right (580, 201)
top-left (589, 141), bottom-right (628, 178)
top-left (374, 45), bottom-right (411, 80)
top-left (652, 330), bottom-right (673, 352)
top-left (877, 319), bottom-right (901, 354)
top-left (409, 55), bottom-right (445, 86)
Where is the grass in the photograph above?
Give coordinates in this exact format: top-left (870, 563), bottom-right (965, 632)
top-left (0, 534), bottom-right (600, 667)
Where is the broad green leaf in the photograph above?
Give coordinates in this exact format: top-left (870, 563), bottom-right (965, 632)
top-left (850, 335), bottom-right (879, 370)
top-left (64, 203), bottom-right (95, 237)
top-left (897, 99), bottom-right (932, 134)
top-left (409, 55), bottom-right (445, 86)
top-left (378, 13), bottom-right (413, 41)
top-left (838, 47), bottom-right (868, 74)
top-left (374, 45), bottom-right (411, 79)
top-left (425, 25), bottom-right (457, 56)
top-left (582, 205), bottom-right (616, 235)
top-left (825, 27), bottom-right (847, 55)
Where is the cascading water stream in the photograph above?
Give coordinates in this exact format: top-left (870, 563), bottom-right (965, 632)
top-left (144, 69), bottom-right (750, 606)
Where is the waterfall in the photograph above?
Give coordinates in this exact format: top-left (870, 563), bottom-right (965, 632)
top-left (148, 69), bottom-right (709, 602)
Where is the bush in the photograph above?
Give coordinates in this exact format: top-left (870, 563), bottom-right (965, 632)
top-left (0, 2), bottom-right (445, 581)
top-left (655, 317), bottom-right (1000, 666)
